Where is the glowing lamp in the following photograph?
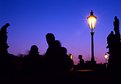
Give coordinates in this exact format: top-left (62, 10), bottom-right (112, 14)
top-left (87, 10), bottom-right (97, 64)
top-left (104, 53), bottom-right (108, 60)
top-left (104, 53), bottom-right (109, 68)
top-left (87, 10), bottom-right (97, 32)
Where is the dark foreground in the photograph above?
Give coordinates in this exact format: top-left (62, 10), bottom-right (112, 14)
top-left (0, 69), bottom-right (117, 84)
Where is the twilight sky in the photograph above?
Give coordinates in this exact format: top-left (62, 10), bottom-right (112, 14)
top-left (0, 0), bottom-right (121, 64)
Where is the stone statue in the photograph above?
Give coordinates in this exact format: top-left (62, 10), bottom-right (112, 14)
top-left (114, 16), bottom-right (120, 34)
top-left (0, 23), bottom-right (10, 54)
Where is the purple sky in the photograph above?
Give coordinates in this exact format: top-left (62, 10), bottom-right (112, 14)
top-left (0, 0), bottom-right (121, 64)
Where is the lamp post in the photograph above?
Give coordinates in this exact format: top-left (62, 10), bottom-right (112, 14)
top-left (87, 10), bottom-right (97, 64)
top-left (104, 53), bottom-right (109, 68)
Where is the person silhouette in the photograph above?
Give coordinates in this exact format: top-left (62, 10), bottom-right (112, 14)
top-left (46, 33), bottom-right (55, 48)
top-left (59, 47), bottom-right (73, 72)
top-left (78, 55), bottom-right (84, 65)
top-left (22, 45), bottom-right (43, 76)
top-left (77, 55), bottom-right (84, 69)
top-left (44, 33), bottom-right (73, 78)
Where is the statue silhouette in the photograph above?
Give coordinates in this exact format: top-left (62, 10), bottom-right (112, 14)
top-left (107, 31), bottom-right (115, 49)
top-left (114, 16), bottom-right (120, 34)
top-left (0, 23), bottom-right (18, 81)
top-left (0, 23), bottom-right (10, 54)
top-left (107, 16), bottom-right (121, 74)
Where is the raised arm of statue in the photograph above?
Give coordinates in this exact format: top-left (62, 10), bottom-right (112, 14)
top-left (0, 23), bottom-right (10, 32)
top-left (114, 16), bottom-right (120, 35)
top-left (114, 16), bottom-right (119, 27)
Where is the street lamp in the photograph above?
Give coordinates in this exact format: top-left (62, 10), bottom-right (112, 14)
top-left (104, 53), bottom-right (109, 68)
top-left (87, 10), bottom-right (97, 64)
top-left (104, 53), bottom-right (108, 60)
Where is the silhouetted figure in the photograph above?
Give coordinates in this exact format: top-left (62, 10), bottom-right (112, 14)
top-left (46, 33), bottom-right (55, 48)
top-left (114, 16), bottom-right (120, 34)
top-left (22, 45), bottom-right (43, 77)
top-left (107, 31), bottom-right (115, 49)
top-left (114, 16), bottom-right (120, 44)
top-left (58, 46), bottom-right (74, 72)
top-left (107, 16), bottom-right (121, 75)
top-left (0, 23), bottom-right (9, 54)
top-left (0, 23), bottom-right (17, 81)
top-left (76, 55), bottom-right (84, 70)
top-left (78, 55), bottom-right (84, 65)
top-left (44, 33), bottom-right (73, 80)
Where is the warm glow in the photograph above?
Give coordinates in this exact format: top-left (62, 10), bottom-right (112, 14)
top-left (87, 16), bottom-right (96, 29)
top-left (87, 11), bottom-right (97, 30)
top-left (104, 53), bottom-right (108, 59)
top-left (69, 54), bottom-right (73, 60)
